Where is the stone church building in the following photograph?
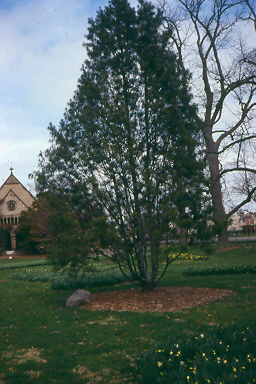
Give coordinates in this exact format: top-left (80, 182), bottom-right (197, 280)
top-left (0, 169), bottom-right (35, 251)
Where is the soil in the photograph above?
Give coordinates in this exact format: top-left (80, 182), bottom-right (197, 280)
top-left (82, 286), bottom-right (235, 313)
top-left (0, 254), bottom-right (41, 259)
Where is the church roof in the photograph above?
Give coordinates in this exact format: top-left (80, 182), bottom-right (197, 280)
top-left (0, 168), bottom-right (35, 202)
top-left (3, 173), bottom-right (20, 185)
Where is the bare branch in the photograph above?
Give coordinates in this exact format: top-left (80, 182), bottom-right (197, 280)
top-left (219, 166), bottom-right (256, 179)
top-left (218, 134), bottom-right (256, 153)
top-left (216, 99), bottom-right (256, 148)
top-left (227, 186), bottom-right (256, 217)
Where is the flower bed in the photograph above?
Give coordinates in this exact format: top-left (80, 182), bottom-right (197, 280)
top-left (137, 326), bottom-right (256, 383)
top-left (170, 253), bottom-right (208, 261)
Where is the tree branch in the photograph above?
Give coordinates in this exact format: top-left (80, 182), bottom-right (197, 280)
top-left (218, 134), bottom-right (256, 154)
top-left (227, 186), bottom-right (256, 217)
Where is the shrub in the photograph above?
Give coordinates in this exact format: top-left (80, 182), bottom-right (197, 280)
top-left (9, 266), bottom-right (129, 289)
top-left (51, 268), bottom-right (129, 290)
top-left (137, 326), bottom-right (256, 383)
top-left (10, 271), bottom-right (56, 283)
top-left (9, 270), bottom-right (56, 282)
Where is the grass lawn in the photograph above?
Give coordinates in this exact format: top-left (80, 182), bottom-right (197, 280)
top-left (0, 245), bottom-right (255, 383)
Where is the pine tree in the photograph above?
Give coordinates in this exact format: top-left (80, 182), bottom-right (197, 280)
top-left (34, 0), bottom-right (210, 290)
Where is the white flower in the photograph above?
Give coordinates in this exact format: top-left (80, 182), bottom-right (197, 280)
top-left (157, 362), bottom-right (163, 367)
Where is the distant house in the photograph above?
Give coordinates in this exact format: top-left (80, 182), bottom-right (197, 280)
top-left (0, 169), bottom-right (35, 250)
top-left (228, 211), bottom-right (256, 234)
top-left (239, 212), bottom-right (256, 234)
top-left (228, 213), bottom-right (243, 233)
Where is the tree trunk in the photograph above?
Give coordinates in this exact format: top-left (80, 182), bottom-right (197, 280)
top-left (204, 127), bottom-right (230, 250)
top-left (217, 228), bottom-right (229, 250)
top-left (141, 280), bottom-right (156, 291)
top-left (180, 227), bottom-right (189, 245)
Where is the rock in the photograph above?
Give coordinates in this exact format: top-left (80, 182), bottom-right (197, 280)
top-left (66, 289), bottom-right (93, 308)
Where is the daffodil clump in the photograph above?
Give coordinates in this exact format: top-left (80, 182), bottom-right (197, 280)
top-left (170, 253), bottom-right (208, 261)
top-left (137, 326), bottom-right (256, 383)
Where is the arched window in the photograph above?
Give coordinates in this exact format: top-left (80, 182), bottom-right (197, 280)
top-left (4, 218), bottom-right (6, 224)
top-left (15, 217), bottom-right (18, 224)
top-left (7, 217), bottom-right (10, 223)
top-left (11, 217), bottom-right (14, 223)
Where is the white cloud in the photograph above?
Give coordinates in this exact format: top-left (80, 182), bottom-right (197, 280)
top-left (0, 0), bottom-right (91, 118)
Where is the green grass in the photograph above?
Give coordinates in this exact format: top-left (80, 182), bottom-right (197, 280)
top-left (184, 264), bottom-right (256, 276)
top-left (0, 244), bottom-right (255, 383)
top-left (0, 259), bottom-right (48, 270)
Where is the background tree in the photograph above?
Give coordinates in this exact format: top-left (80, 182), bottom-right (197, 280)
top-left (163, 0), bottom-right (256, 249)
top-left (15, 209), bottom-right (40, 254)
top-left (241, 0), bottom-right (256, 33)
top-left (0, 226), bottom-right (11, 253)
top-left (34, 0), bottom-right (210, 290)
top-left (16, 193), bottom-right (105, 272)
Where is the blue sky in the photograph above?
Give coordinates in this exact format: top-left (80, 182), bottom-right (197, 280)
top-left (1, 0), bottom-right (254, 212)
top-left (0, 0), bottom-right (111, 190)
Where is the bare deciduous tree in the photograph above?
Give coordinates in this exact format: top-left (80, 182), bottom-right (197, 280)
top-left (162, 0), bottom-right (256, 248)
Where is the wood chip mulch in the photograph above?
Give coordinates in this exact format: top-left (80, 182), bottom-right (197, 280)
top-left (82, 286), bottom-right (235, 313)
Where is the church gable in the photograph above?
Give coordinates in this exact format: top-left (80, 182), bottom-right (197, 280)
top-left (0, 169), bottom-right (35, 250)
top-left (0, 189), bottom-right (29, 217)
top-left (0, 169), bottom-right (35, 210)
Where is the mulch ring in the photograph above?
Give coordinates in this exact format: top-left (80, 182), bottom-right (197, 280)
top-left (82, 286), bottom-right (236, 313)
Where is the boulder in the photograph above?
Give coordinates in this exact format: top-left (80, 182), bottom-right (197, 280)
top-left (66, 289), bottom-right (93, 308)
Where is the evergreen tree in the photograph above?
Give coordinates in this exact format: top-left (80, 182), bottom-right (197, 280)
top-left (34, 0), bottom-right (210, 290)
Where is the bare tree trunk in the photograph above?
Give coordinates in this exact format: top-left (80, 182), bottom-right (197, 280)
top-left (204, 126), bottom-right (229, 249)
top-left (209, 160), bottom-right (229, 250)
